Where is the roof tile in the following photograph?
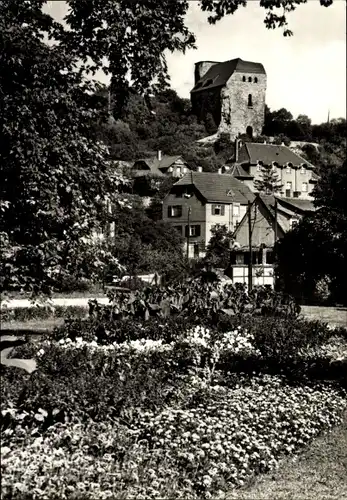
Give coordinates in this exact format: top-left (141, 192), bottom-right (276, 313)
top-left (191, 58), bottom-right (265, 93)
top-left (173, 172), bottom-right (255, 204)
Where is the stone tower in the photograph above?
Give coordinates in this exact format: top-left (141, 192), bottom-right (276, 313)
top-left (190, 58), bottom-right (267, 139)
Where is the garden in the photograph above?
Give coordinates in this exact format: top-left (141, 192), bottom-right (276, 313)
top-left (1, 277), bottom-right (347, 500)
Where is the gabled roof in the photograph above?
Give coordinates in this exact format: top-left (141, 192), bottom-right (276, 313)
top-left (237, 143), bottom-right (315, 169)
top-left (154, 155), bottom-right (186, 172)
top-left (191, 58), bottom-right (266, 93)
top-left (173, 172), bottom-right (255, 204)
top-left (228, 163), bottom-right (254, 179)
top-left (132, 155), bottom-right (189, 176)
top-left (277, 197), bottom-right (317, 213)
top-left (257, 195), bottom-right (290, 233)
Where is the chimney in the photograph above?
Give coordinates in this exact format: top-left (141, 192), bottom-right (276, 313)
top-left (157, 150), bottom-right (162, 161)
top-left (197, 166), bottom-right (203, 172)
top-left (281, 142), bottom-right (285, 146)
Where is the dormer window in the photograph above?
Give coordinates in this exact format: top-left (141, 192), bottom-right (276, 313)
top-left (248, 94), bottom-right (253, 107)
top-left (248, 77), bottom-right (252, 83)
top-left (203, 78), bottom-right (214, 87)
top-left (272, 161), bottom-right (279, 169)
top-left (286, 163), bottom-right (293, 173)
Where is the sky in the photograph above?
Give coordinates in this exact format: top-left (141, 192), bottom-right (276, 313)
top-left (46, 1), bottom-right (346, 124)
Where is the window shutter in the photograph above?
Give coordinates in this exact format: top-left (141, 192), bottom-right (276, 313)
top-left (178, 206), bottom-right (182, 217)
top-left (196, 225), bottom-right (201, 237)
top-left (167, 206), bottom-right (172, 217)
top-left (221, 205), bottom-right (225, 216)
top-left (211, 204), bottom-right (216, 215)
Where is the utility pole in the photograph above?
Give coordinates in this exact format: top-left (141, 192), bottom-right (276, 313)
top-left (248, 200), bottom-right (253, 292)
top-left (274, 198), bottom-right (278, 245)
top-left (186, 206), bottom-right (191, 260)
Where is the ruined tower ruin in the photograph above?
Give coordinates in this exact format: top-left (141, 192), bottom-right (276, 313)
top-left (190, 58), bottom-right (267, 140)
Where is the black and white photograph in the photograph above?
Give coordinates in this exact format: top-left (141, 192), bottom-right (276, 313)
top-left (1, 0), bottom-right (346, 498)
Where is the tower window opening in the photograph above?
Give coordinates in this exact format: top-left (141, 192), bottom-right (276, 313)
top-left (248, 94), bottom-right (253, 107)
top-left (248, 77), bottom-right (252, 82)
top-left (254, 77), bottom-right (258, 83)
top-left (242, 76), bottom-right (246, 82)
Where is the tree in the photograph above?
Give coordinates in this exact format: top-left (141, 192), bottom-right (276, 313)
top-left (204, 225), bottom-right (234, 269)
top-left (276, 160), bottom-right (347, 304)
top-left (0, 1), bottom-right (127, 295)
top-left (57, 1), bottom-right (334, 118)
top-left (254, 165), bottom-right (283, 195)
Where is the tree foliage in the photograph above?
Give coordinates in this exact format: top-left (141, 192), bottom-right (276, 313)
top-left (0, 0), bottom-right (127, 295)
top-left (254, 165), bottom-right (284, 195)
top-left (204, 225), bottom-right (235, 269)
top-left (276, 160), bottom-right (347, 305)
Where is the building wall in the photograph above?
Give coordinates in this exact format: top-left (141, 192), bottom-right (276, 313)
top-left (162, 194), bottom-right (249, 257)
top-left (205, 202), bottom-right (247, 243)
top-left (219, 71), bottom-right (267, 138)
top-left (194, 61), bottom-right (220, 84)
top-left (234, 201), bottom-right (284, 249)
top-left (162, 192), bottom-right (206, 255)
top-left (191, 87), bottom-right (222, 130)
top-left (248, 164), bottom-right (315, 199)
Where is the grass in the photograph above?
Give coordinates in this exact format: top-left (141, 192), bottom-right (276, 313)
top-left (225, 410), bottom-right (347, 500)
top-left (301, 306), bottom-right (347, 328)
top-left (1, 318), bottom-right (65, 333)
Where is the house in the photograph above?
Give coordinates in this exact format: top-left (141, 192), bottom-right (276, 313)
top-left (131, 151), bottom-right (191, 179)
top-left (226, 141), bottom-right (319, 199)
top-left (190, 58), bottom-right (267, 139)
top-left (162, 171), bottom-right (255, 258)
top-left (228, 194), bottom-right (317, 286)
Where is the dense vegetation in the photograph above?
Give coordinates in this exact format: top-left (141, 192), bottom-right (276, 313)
top-left (2, 280), bottom-right (346, 499)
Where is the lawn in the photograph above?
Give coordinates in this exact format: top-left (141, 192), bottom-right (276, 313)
top-left (226, 410), bottom-right (347, 500)
top-left (301, 306), bottom-right (347, 328)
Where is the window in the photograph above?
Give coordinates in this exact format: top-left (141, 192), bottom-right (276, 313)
top-left (293, 191), bottom-right (299, 198)
top-left (176, 166), bottom-right (181, 176)
top-left (302, 182), bottom-right (308, 192)
top-left (290, 219), bottom-right (299, 229)
top-left (248, 94), bottom-right (253, 107)
top-left (167, 205), bottom-right (182, 218)
top-left (242, 76), bottom-right (246, 82)
top-left (185, 225), bottom-right (201, 237)
top-left (266, 251), bottom-right (274, 264)
top-left (256, 161), bottom-right (263, 171)
top-left (254, 77), bottom-right (258, 83)
top-left (212, 204), bottom-right (225, 216)
top-left (248, 77), bottom-right (252, 82)
top-left (285, 181), bottom-right (292, 197)
top-left (233, 204), bottom-right (240, 216)
top-left (174, 225), bottom-right (182, 235)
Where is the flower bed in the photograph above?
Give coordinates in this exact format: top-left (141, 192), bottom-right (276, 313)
top-left (1, 322), bottom-right (347, 499)
top-left (1, 375), bottom-right (346, 500)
